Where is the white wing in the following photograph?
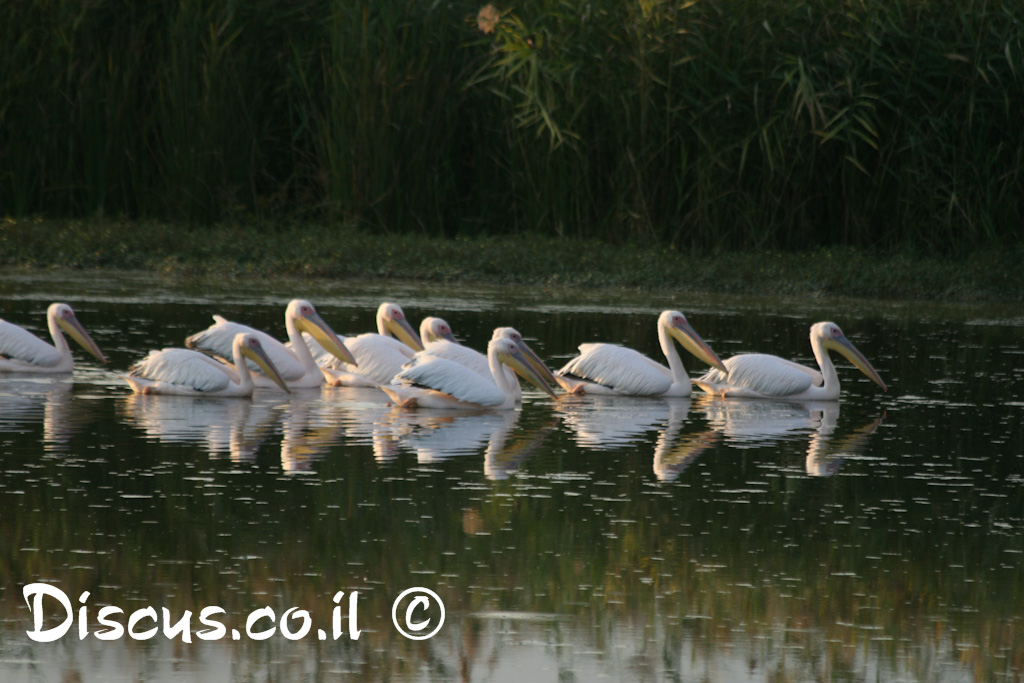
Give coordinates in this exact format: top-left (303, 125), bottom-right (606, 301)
top-left (129, 348), bottom-right (236, 393)
top-left (0, 320), bottom-right (62, 368)
top-left (393, 355), bottom-right (506, 407)
top-left (343, 334), bottom-right (416, 383)
top-left (187, 318), bottom-right (303, 381)
top-left (305, 332), bottom-right (414, 385)
top-left (558, 344), bottom-right (672, 397)
top-left (413, 341), bottom-right (490, 379)
top-left (699, 353), bottom-right (817, 397)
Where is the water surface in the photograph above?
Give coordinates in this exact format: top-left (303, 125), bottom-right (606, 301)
top-left (1, 272), bottom-right (1021, 682)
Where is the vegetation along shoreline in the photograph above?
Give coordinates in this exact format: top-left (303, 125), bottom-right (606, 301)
top-left (2, 219), bottom-right (1021, 303)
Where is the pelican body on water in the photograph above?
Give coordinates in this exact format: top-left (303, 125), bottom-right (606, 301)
top-left (125, 332), bottom-right (291, 398)
top-left (0, 303), bottom-right (106, 373)
top-left (186, 299), bottom-right (354, 389)
top-left (382, 337), bottom-right (556, 410)
top-left (694, 321), bottom-right (887, 400)
top-left (555, 310), bottom-right (726, 398)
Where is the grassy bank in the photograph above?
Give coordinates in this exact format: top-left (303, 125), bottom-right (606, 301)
top-left (2, 218), bottom-right (1021, 302)
top-left (1, 1), bottom-right (1021, 251)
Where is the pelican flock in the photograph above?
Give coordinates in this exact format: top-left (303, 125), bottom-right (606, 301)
top-left (312, 302), bottom-right (427, 387)
top-left (411, 326), bottom-right (557, 403)
top-left (0, 303), bottom-right (106, 373)
top-left (382, 335), bottom-right (557, 410)
top-left (185, 299), bottom-right (354, 389)
top-left (4, 299), bottom-right (889, 415)
top-left (125, 332), bottom-right (291, 397)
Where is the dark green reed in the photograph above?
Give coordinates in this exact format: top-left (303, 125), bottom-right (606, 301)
top-left (1, 0), bottom-right (1021, 250)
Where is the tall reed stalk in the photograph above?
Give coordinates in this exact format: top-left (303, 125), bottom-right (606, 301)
top-left (0, 0), bottom-right (1020, 251)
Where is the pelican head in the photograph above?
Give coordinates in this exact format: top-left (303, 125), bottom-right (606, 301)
top-left (378, 302), bottom-right (423, 351)
top-left (492, 327), bottom-right (559, 388)
top-left (421, 317), bottom-right (458, 344)
top-left (660, 310), bottom-right (726, 373)
top-left (237, 333), bottom-right (291, 393)
top-left (287, 300), bottom-right (356, 366)
top-left (814, 322), bottom-right (887, 391)
top-left (49, 303), bottom-right (106, 363)
top-left (492, 337), bottom-right (557, 399)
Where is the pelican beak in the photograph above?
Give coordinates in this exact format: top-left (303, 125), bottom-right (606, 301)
top-left (500, 346), bottom-right (557, 399)
top-left (434, 329), bottom-right (458, 344)
top-left (828, 333), bottom-right (887, 391)
top-left (296, 312), bottom-right (357, 366)
top-left (241, 342), bottom-right (291, 393)
top-left (516, 339), bottom-right (559, 388)
top-left (386, 316), bottom-right (424, 352)
top-left (668, 321), bottom-right (726, 373)
top-left (57, 313), bottom-right (106, 363)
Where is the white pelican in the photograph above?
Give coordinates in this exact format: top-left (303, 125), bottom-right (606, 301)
top-left (555, 310), bottom-right (726, 397)
top-left (411, 327), bottom-right (557, 401)
top-left (419, 316), bottom-right (458, 346)
top-left (125, 332), bottom-right (291, 397)
top-left (693, 321), bottom-right (887, 400)
top-left (185, 299), bottom-right (354, 389)
top-left (315, 303), bottom-right (435, 387)
top-left (0, 303), bottom-right (106, 373)
top-left (382, 337), bottom-right (556, 410)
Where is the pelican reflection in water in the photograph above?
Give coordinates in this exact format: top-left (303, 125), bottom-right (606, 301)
top-left (554, 395), bottom-right (720, 482)
top-left (377, 408), bottom-right (521, 463)
top-left (805, 408), bottom-right (886, 477)
top-left (278, 393), bottom-right (348, 473)
top-left (555, 395), bottom-right (690, 451)
top-left (0, 377), bottom-right (79, 451)
top-left (120, 392), bottom-right (283, 462)
top-left (696, 397), bottom-right (885, 476)
top-left (484, 418), bottom-right (559, 481)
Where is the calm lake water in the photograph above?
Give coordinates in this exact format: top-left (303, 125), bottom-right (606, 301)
top-left (1, 271), bottom-right (1022, 683)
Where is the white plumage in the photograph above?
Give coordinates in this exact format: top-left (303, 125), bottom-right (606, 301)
top-left (409, 327), bottom-right (557, 402)
top-left (556, 310), bottom-right (725, 397)
top-left (0, 303), bottom-right (106, 373)
top-left (124, 332), bottom-right (290, 397)
top-left (559, 343), bottom-right (674, 396)
top-left (186, 299), bottom-right (353, 389)
top-left (389, 355), bottom-right (508, 407)
top-left (694, 321), bottom-right (887, 400)
top-left (382, 337), bottom-right (556, 410)
top-left (315, 302), bottom-right (427, 387)
top-left (414, 339), bottom-right (488, 377)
